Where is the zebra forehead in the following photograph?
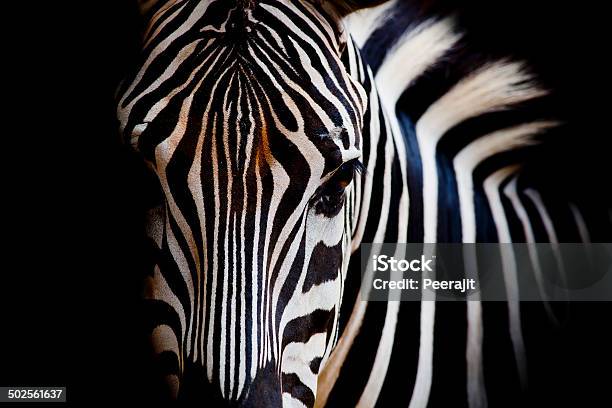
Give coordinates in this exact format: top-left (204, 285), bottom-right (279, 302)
top-left (119, 0), bottom-right (365, 171)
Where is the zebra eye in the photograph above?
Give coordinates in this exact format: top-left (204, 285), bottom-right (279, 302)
top-left (311, 159), bottom-right (364, 217)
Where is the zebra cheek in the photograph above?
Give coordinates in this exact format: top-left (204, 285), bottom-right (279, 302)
top-left (307, 206), bottom-right (347, 247)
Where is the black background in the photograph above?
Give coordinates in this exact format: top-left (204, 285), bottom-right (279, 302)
top-left (2, 0), bottom-right (611, 406)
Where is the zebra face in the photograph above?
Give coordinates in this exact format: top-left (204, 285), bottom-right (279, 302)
top-left (117, 0), bottom-right (368, 405)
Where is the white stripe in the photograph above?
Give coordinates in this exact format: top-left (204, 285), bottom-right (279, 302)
top-left (504, 178), bottom-right (559, 323)
top-left (207, 116), bottom-right (220, 381)
top-left (356, 301), bottom-right (400, 408)
top-left (418, 61), bottom-right (547, 243)
top-left (524, 189), bottom-right (568, 298)
top-left (454, 122), bottom-right (555, 406)
top-left (375, 17), bottom-right (462, 106)
top-left (569, 203), bottom-right (591, 243)
top-left (343, 0), bottom-right (399, 47)
top-left (484, 166), bottom-right (527, 388)
top-left (454, 122), bottom-right (557, 242)
top-left (282, 333), bottom-right (328, 394)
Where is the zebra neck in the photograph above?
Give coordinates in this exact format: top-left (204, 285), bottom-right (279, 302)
top-left (316, 34), bottom-right (409, 406)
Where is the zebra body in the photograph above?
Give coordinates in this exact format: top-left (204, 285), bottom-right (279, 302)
top-left (116, 1), bottom-right (608, 406)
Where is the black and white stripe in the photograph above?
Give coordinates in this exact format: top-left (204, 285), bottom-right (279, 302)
top-left (116, 0), bottom-right (611, 407)
top-left (118, 1), bottom-right (370, 405)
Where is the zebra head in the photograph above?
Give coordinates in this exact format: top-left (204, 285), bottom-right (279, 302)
top-left (116, 0), bottom-right (374, 405)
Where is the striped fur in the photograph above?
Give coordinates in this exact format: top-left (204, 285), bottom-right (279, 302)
top-left (116, 0), bottom-right (611, 407)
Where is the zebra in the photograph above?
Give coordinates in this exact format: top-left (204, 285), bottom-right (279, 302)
top-left (116, 0), bottom-right (611, 406)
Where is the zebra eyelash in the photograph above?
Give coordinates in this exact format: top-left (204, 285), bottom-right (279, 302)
top-left (351, 159), bottom-right (366, 175)
top-left (339, 158), bottom-right (367, 183)
top-left (310, 158), bottom-right (364, 217)
top-left (323, 158), bottom-right (366, 188)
